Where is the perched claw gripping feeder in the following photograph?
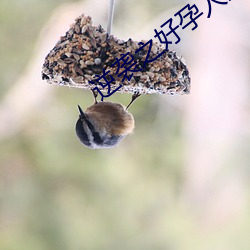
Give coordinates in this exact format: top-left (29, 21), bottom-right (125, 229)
top-left (42, 0), bottom-right (191, 149)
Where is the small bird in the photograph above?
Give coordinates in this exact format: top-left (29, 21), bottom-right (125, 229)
top-left (75, 91), bottom-right (140, 149)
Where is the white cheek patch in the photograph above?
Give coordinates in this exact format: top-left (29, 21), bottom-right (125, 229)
top-left (83, 122), bottom-right (95, 147)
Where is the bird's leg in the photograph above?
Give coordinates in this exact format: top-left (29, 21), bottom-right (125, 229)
top-left (126, 91), bottom-right (141, 110)
top-left (91, 89), bottom-right (98, 104)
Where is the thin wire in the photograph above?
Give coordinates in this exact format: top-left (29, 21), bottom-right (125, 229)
top-left (107, 0), bottom-right (115, 35)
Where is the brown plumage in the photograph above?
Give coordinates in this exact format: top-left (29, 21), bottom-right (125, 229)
top-left (75, 101), bottom-right (135, 149)
top-left (85, 102), bottom-right (134, 136)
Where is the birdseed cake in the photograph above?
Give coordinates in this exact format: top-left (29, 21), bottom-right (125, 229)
top-left (42, 14), bottom-right (190, 95)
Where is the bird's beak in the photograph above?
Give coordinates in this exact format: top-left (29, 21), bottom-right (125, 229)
top-left (77, 105), bottom-right (86, 119)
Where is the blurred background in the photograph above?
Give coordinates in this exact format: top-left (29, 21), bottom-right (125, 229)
top-left (1, 0), bottom-right (250, 249)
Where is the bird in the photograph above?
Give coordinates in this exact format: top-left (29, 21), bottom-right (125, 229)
top-left (75, 91), bottom-right (140, 149)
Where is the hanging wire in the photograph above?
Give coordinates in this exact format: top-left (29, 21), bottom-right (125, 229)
top-left (107, 0), bottom-right (115, 35)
